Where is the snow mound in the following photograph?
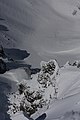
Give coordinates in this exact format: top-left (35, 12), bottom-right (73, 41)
top-left (5, 67), bottom-right (31, 84)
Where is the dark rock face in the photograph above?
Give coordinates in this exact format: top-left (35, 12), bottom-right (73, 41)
top-left (31, 68), bottom-right (40, 74)
top-left (0, 59), bottom-right (6, 74)
top-left (35, 113), bottom-right (46, 120)
top-left (4, 48), bottom-right (30, 60)
top-left (0, 45), bottom-right (5, 57)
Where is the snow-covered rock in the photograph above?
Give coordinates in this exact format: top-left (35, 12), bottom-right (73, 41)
top-left (64, 61), bottom-right (71, 67)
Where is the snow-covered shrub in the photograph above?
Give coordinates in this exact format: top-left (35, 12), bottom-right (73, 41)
top-left (40, 60), bottom-right (59, 76)
top-left (9, 60), bottom-right (59, 117)
top-left (37, 73), bottom-right (51, 88)
top-left (20, 60), bottom-right (59, 116)
top-left (18, 82), bottom-right (26, 94)
top-left (20, 98), bottom-right (37, 116)
top-left (19, 89), bottom-right (44, 116)
top-left (73, 61), bottom-right (79, 66)
top-left (72, 60), bottom-right (80, 68)
top-left (37, 60), bottom-right (59, 88)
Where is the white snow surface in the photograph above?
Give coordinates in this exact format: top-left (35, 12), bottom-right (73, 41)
top-left (11, 112), bottom-right (29, 120)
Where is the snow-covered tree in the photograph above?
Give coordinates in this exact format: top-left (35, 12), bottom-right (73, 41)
top-left (38, 60), bottom-right (59, 88)
top-left (72, 60), bottom-right (80, 68)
